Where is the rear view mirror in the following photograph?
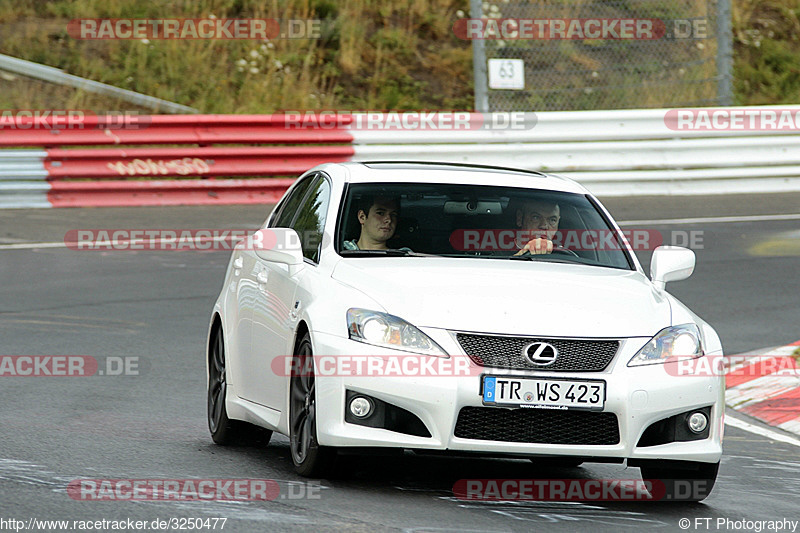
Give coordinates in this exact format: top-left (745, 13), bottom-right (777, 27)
top-left (252, 228), bottom-right (304, 267)
top-left (444, 200), bottom-right (502, 215)
top-left (650, 246), bottom-right (695, 291)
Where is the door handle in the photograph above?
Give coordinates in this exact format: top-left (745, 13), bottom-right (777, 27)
top-left (256, 271), bottom-right (269, 285)
top-left (233, 257), bottom-right (243, 269)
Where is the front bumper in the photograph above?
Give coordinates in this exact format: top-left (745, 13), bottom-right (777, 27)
top-left (310, 330), bottom-right (724, 464)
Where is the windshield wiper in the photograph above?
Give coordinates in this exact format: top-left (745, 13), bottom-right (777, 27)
top-left (507, 253), bottom-right (575, 264)
top-left (340, 248), bottom-right (435, 257)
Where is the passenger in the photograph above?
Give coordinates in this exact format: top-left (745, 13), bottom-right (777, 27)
top-left (514, 199), bottom-right (560, 255)
top-left (343, 195), bottom-right (400, 250)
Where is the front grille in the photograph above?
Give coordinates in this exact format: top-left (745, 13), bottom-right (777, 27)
top-left (456, 333), bottom-right (619, 372)
top-left (454, 406), bottom-right (620, 445)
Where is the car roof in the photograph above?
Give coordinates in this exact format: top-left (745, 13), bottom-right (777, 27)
top-left (323, 161), bottom-right (589, 195)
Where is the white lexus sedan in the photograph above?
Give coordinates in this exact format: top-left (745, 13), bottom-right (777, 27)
top-left (206, 161), bottom-right (723, 501)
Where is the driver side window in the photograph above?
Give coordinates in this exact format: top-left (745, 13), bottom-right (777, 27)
top-left (269, 175), bottom-right (315, 228)
top-left (290, 176), bottom-right (331, 263)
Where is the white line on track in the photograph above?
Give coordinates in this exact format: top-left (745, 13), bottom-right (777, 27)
top-left (0, 242), bottom-right (67, 250)
top-left (0, 236), bottom-right (242, 251)
top-left (618, 213), bottom-right (800, 226)
top-left (725, 412), bottom-right (800, 447)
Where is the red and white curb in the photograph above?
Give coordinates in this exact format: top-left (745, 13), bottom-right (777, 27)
top-left (725, 340), bottom-right (800, 436)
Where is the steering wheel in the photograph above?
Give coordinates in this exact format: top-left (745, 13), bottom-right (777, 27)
top-left (517, 246), bottom-right (579, 258)
top-left (552, 246), bottom-right (580, 257)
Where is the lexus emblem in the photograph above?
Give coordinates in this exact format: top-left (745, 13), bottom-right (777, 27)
top-left (523, 342), bottom-right (558, 366)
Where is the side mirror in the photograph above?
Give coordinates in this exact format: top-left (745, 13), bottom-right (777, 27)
top-left (252, 228), bottom-right (304, 267)
top-left (650, 246), bottom-right (695, 291)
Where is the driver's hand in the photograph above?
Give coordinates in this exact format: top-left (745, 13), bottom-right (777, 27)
top-left (515, 238), bottom-right (553, 255)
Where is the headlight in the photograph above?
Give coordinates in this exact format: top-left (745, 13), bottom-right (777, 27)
top-left (628, 324), bottom-right (704, 366)
top-left (347, 308), bottom-right (447, 357)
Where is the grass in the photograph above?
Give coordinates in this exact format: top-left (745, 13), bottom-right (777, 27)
top-left (732, 0), bottom-right (800, 104)
top-left (0, 0), bottom-right (471, 113)
top-left (0, 0), bottom-right (798, 113)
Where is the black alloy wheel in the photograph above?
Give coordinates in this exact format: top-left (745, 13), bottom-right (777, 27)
top-left (290, 332), bottom-right (336, 477)
top-left (208, 327), bottom-right (271, 445)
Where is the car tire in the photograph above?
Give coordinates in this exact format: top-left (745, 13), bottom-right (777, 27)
top-left (208, 326), bottom-right (272, 446)
top-left (290, 332), bottom-right (337, 477)
top-left (640, 460), bottom-right (719, 502)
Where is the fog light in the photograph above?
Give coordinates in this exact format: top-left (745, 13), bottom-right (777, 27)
top-left (349, 396), bottom-right (373, 418)
top-left (688, 412), bottom-right (708, 433)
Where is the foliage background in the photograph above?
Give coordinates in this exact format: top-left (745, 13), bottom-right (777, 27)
top-left (0, 0), bottom-right (797, 112)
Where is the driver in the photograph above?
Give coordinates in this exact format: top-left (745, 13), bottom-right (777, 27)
top-left (514, 199), bottom-right (560, 255)
top-left (343, 195), bottom-right (400, 250)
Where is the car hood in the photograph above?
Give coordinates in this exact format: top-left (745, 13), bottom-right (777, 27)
top-left (330, 258), bottom-right (670, 338)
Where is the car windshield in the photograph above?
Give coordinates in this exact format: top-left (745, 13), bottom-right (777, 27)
top-left (337, 183), bottom-right (633, 270)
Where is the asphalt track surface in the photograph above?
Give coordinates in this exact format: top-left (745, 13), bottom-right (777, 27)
top-left (1, 192), bottom-right (799, 532)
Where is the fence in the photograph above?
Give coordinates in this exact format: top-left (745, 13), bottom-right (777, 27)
top-left (1, 107), bottom-right (799, 208)
top-left (469, 0), bottom-right (733, 112)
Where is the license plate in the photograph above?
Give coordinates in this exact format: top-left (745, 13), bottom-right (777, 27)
top-left (482, 375), bottom-right (606, 410)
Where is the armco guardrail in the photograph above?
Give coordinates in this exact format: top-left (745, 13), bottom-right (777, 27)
top-left (348, 107), bottom-right (800, 197)
top-left (0, 53), bottom-right (198, 114)
top-left (2, 107), bottom-right (800, 208)
top-left (0, 115), bottom-right (355, 208)
top-left (0, 114), bottom-right (355, 147)
top-left (46, 147), bottom-right (356, 179)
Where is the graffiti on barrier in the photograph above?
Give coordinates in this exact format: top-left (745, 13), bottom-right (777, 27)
top-left (106, 157), bottom-right (211, 176)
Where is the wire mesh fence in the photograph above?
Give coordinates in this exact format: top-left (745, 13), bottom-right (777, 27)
top-left (468, 0), bottom-right (732, 111)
